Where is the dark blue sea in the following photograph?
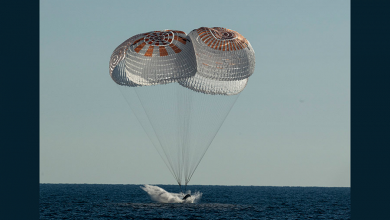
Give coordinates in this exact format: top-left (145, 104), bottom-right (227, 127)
top-left (40, 184), bottom-right (350, 219)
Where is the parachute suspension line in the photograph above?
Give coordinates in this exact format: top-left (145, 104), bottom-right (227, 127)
top-left (176, 84), bottom-right (183, 186)
top-left (170, 84), bottom-right (187, 186)
top-left (185, 87), bottom-right (193, 186)
top-left (134, 85), bottom-right (183, 185)
top-left (117, 86), bottom-right (177, 180)
top-left (185, 93), bottom-right (241, 185)
top-left (168, 85), bottom-right (183, 185)
top-left (134, 86), bottom-right (176, 181)
top-left (177, 83), bottom-right (193, 187)
top-left (176, 83), bottom-right (186, 186)
top-left (180, 87), bottom-right (192, 186)
top-left (184, 89), bottom-right (209, 186)
top-left (173, 83), bottom-right (187, 185)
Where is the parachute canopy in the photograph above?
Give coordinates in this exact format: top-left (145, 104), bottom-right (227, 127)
top-left (109, 27), bottom-right (255, 187)
top-left (110, 30), bottom-right (197, 86)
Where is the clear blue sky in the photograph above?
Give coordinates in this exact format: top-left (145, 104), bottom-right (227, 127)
top-left (40, 0), bottom-right (350, 187)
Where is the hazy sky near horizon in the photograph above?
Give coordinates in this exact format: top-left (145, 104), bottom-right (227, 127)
top-left (40, 0), bottom-right (350, 187)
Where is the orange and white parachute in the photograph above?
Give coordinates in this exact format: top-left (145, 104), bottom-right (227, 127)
top-left (110, 30), bottom-right (196, 86)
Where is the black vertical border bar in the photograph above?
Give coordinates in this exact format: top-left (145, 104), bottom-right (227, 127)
top-left (352, 1), bottom-right (390, 219)
top-left (0, 0), bottom-right (39, 219)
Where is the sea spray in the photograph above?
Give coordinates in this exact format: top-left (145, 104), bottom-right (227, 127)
top-left (140, 184), bottom-right (202, 203)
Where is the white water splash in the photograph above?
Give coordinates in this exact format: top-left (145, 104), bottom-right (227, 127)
top-left (140, 185), bottom-right (202, 203)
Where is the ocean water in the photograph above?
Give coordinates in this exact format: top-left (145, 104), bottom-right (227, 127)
top-left (40, 184), bottom-right (350, 219)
